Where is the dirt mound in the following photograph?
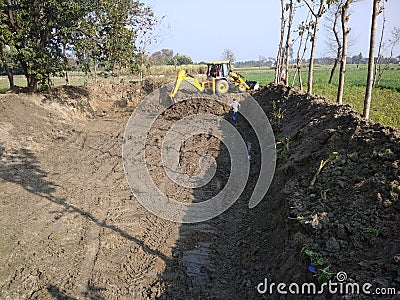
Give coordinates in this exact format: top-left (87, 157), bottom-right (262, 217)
top-left (42, 77), bottom-right (170, 117)
top-left (0, 93), bottom-right (80, 152)
top-left (244, 84), bottom-right (400, 297)
top-left (0, 81), bottom-right (398, 299)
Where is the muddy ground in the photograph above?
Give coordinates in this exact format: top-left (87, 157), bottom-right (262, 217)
top-left (0, 80), bottom-right (399, 299)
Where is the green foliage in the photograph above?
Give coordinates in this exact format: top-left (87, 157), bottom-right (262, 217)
top-left (0, 0), bottom-right (157, 91)
top-left (149, 49), bottom-right (174, 66)
top-left (310, 151), bottom-right (339, 187)
top-left (276, 136), bottom-right (291, 159)
top-left (318, 152), bottom-right (339, 173)
top-left (174, 54), bottom-right (193, 66)
top-left (317, 266), bottom-right (335, 284)
top-left (301, 245), bottom-right (335, 284)
top-left (0, 0), bottom-right (95, 90)
top-left (237, 65), bottom-right (400, 127)
top-left (301, 246), bottom-right (325, 266)
top-left (363, 226), bottom-right (380, 237)
top-left (271, 100), bottom-right (286, 133)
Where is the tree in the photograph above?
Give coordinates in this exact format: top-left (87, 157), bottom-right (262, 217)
top-left (0, 12), bottom-right (16, 89)
top-left (0, 0), bottom-right (157, 91)
top-left (351, 52), bottom-right (363, 64)
top-left (373, 0), bottom-right (386, 87)
top-left (91, 0), bottom-right (156, 77)
top-left (0, 0), bottom-right (95, 91)
top-left (258, 55), bottom-right (267, 69)
top-left (222, 49), bottom-right (235, 63)
top-left (375, 27), bottom-right (400, 84)
top-left (374, 8), bottom-right (398, 86)
top-left (363, 0), bottom-right (384, 119)
top-left (292, 14), bottom-right (312, 91)
top-left (174, 54), bottom-right (193, 65)
top-left (337, 0), bottom-right (353, 105)
top-left (275, 0), bottom-right (287, 84)
top-left (132, 5), bottom-right (159, 81)
top-left (283, 0), bottom-right (295, 86)
top-left (303, 0), bottom-right (327, 94)
top-left (0, 44), bottom-right (14, 89)
top-left (149, 48), bottom-right (174, 65)
top-left (325, 2), bottom-right (342, 84)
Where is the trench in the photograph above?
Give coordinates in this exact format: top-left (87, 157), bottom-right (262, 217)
top-left (3, 82), bottom-right (398, 299)
top-left (143, 95), bottom-right (277, 298)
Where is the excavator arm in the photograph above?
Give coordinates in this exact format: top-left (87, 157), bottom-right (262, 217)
top-left (170, 70), bottom-right (205, 99)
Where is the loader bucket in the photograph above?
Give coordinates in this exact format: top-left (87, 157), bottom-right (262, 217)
top-left (246, 80), bottom-right (259, 90)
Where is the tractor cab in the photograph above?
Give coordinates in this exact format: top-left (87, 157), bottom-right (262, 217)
top-left (206, 61), bottom-right (231, 79)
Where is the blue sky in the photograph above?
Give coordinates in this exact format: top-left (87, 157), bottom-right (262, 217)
top-left (143, 0), bottom-right (400, 62)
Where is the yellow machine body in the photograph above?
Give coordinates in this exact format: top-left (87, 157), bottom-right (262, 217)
top-left (169, 61), bottom-right (259, 99)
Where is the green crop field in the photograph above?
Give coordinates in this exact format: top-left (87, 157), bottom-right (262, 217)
top-left (1, 64), bottom-right (399, 127)
top-left (238, 64), bottom-right (400, 127)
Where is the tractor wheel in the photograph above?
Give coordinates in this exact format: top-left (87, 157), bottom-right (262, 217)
top-left (216, 80), bottom-right (229, 94)
top-left (238, 83), bottom-right (247, 92)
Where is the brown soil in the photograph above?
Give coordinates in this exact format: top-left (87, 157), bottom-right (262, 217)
top-left (0, 80), bottom-right (398, 299)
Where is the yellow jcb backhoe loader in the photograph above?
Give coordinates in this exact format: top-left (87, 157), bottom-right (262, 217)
top-left (169, 61), bottom-right (259, 99)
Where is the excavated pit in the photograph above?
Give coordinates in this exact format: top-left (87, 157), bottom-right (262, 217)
top-left (0, 81), bottom-right (398, 299)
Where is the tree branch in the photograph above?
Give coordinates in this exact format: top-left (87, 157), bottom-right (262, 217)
top-left (303, 0), bottom-right (317, 18)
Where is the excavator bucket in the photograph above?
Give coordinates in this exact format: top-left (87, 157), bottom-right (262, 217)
top-left (246, 80), bottom-right (259, 90)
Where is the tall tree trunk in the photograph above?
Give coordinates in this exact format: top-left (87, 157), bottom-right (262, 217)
top-left (0, 45), bottom-right (14, 90)
top-left (293, 30), bottom-right (308, 91)
top-left (65, 70), bottom-right (70, 85)
top-left (377, 28), bottom-right (399, 86)
top-left (275, 0), bottom-right (286, 84)
top-left (26, 75), bottom-right (38, 92)
top-left (306, 0), bottom-right (325, 95)
top-left (298, 28), bottom-right (311, 91)
top-left (329, 5), bottom-right (342, 84)
top-left (284, 0), bottom-right (294, 87)
top-left (337, 0), bottom-right (352, 105)
top-left (94, 59), bottom-right (97, 83)
top-left (62, 44), bottom-right (70, 85)
top-left (329, 56), bottom-right (340, 84)
top-left (18, 55), bottom-right (37, 92)
top-left (292, 13), bottom-right (311, 90)
top-left (363, 0), bottom-right (380, 119)
top-left (373, 3), bottom-right (385, 87)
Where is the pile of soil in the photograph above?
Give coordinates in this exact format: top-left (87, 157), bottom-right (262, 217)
top-left (244, 84), bottom-right (400, 297)
top-left (42, 78), bottom-right (170, 117)
top-left (0, 80), bottom-right (398, 299)
top-left (141, 85), bottom-right (399, 299)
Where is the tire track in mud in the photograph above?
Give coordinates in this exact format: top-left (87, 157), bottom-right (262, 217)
top-left (1, 91), bottom-right (265, 299)
top-left (34, 119), bottom-right (127, 298)
top-left (57, 117), bottom-right (173, 299)
top-left (52, 115), bottom-right (185, 299)
top-left (0, 96), bottom-right (179, 299)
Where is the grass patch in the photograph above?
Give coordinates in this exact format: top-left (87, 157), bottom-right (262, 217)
top-left (1, 64), bottom-right (399, 127)
top-left (238, 64), bottom-right (400, 128)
